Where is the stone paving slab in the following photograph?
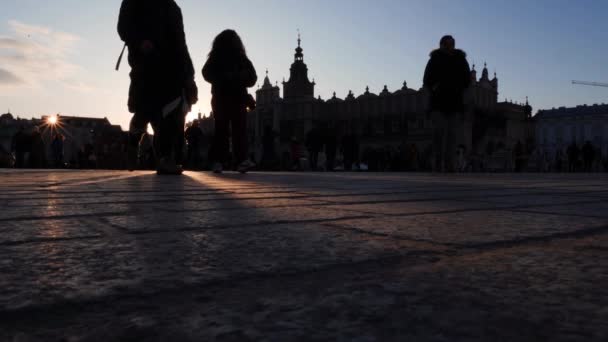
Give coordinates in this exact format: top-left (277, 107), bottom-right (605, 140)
top-left (0, 170), bottom-right (607, 341)
top-left (326, 210), bottom-right (607, 246)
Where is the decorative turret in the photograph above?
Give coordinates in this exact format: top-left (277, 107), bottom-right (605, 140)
top-left (471, 64), bottom-right (478, 83)
top-left (490, 71), bottom-right (497, 89)
top-left (256, 69), bottom-right (281, 107)
top-left (380, 85), bottom-right (390, 96)
top-left (346, 90), bottom-right (355, 101)
top-left (524, 96), bottom-right (533, 118)
top-left (481, 62), bottom-right (489, 81)
top-left (283, 32), bottom-right (315, 101)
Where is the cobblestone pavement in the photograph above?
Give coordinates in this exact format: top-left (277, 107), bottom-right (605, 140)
top-left (0, 170), bottom-right (607, 341)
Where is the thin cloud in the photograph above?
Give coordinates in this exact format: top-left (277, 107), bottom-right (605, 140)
top-left (0, 68), bottom-right (22, 84)
top-left (0, 20), bottom-right (87, 91)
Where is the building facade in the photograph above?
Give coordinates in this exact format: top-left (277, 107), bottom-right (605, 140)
top-left (536, 104), bottom-right (608, 159)
top-left (0, 113), bottom-right (127, 169)
top-left (248, 37), bottom-right (534, 170)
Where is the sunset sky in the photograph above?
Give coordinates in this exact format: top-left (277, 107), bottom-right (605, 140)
top-left (1, 0), bottom-right (607, 129)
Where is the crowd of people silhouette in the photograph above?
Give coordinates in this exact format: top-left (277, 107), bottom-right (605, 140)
top-left (7, 0), bottom-right (605, 174)
top-left (113, 0), bottom-right (480, 175)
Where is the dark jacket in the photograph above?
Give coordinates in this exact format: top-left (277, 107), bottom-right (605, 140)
top-left (202, 55), bottom-right (257, 100)
top-left (118, 0), bottom-right (195, 113)
top-left (423, 49), bottom-right (471, 113)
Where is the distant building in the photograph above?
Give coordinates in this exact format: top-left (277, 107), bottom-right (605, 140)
top-left (536, 104), bottom-right (608, 158)
top-left (248, 36), bottom-right (534, 170)
top-left (0, 113), bottom-right (127, 169)
top-left (39, 115), bottom-right (127, 169)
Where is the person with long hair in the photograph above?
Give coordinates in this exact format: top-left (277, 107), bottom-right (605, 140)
top-left (203, 29), bottom-right (257, 173)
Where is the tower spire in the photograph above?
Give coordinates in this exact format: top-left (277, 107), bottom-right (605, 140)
top-left (294, 30), bottom-right (304, 62)
top-left (297, 29), bottom-right (301, 48)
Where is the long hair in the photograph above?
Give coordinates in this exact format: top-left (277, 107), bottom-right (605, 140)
top-left (208, 29), bottom-right (246, 60)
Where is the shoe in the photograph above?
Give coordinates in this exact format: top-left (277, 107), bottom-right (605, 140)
top-left (157, 157), bottom-right (183, 175)
top-left (212, 162), bottom-right (223, 174)
top-left (237, 159), bottom-right (255, 174)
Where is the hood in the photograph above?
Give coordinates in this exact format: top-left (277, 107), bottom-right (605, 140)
top-left (430, 48), bottom-right (467, 58)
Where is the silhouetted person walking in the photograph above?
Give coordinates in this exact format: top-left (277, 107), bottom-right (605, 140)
top-left (341, 131), bottom-right (360, 171)
top-left (118, 0), bottom-right (198, 175)
top-left (261, 125), bottom-right (277, 170)
top-left (51, 133), bottom-right (64, 168)
top-left (203, 30), bottom-right (257, 174)
top-left (185, 120), bottom-right (203, 169)
top-left (324, 126), bottom-right (337, 171)
top-left (11, 126), bottom-right (26, 168)
top-left (567, 142), bottom-right (580, 172)
top-left (306, 126), bottom-right (323, 171)
top-left (582, 141), bottom-right (595, 172)
top-left (514, 140), bottom-right (524, 172)
top-left (423, 35), bottom-right (471, 173)
top-left (29, 126), bottom-right (45, 168)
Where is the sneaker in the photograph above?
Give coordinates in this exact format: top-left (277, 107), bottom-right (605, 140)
top-left (157, 157), bottom-right (183, 175)
top-left (212, 162), bottom-right (223, 174)
top-left (237, 159), bottom-right (255, 174)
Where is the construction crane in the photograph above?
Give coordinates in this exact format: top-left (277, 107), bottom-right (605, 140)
top-left (572, 80), bottom-right (608, 87)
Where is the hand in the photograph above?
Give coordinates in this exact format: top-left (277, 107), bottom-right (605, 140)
top-left (140, 40), bottom-right (155, 54)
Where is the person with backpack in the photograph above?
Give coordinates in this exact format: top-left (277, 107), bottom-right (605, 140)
top-left (202, 29), bottom-right (257, 174)
top-left (117, 0), bottom-right (198, 175)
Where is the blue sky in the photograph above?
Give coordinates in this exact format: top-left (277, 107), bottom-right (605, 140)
top-left (1, 0), bottom-right (607, 129)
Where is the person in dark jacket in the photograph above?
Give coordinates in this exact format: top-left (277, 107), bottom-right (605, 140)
top-left (11, 126), bottom-right (27, 168)
top-left (29, 126), bottom-right (46, 168)
top-left (118, 0), bottom-right (198, 175)
top-left (306, 126), bottom-right (323, 171)
top-left (567, 142), bottom-right (580, 172)
top-left (423, 35), bottom-right (471, 172)
top-left (341, 130), bottom-right (360, 171)
top-left (582, 141), bottom-right (595, 172)
top-left (324, 126), bottom-right (337, 172)
top-left (51, 133), bottom-right (64, 168)
top-left (261, 125), bottom-right (277, 171)
top-left (184, 120), bottom-right (203, 169)
top-left (202, 29), bottom-right (257, 174)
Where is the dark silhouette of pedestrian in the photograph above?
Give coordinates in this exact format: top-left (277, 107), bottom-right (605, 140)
top-left (341, 131), bottom-right (360, 171)
top-left (118, 0), bottom-right (198, 175)
top-left (567, 142), bottom-right (580, 172)
top-left (51, 133), bottom-right (64, 168)
top-left (582, 141), bottom-right (595, 172)
top-left (306, 126), bottom-right (323, 171)
top-left (290, 137), bottom-right (303, 171)
top-left (423, 35), bottom-right (471, 172)
top-left (11, 126), bottom-right (27, 168)
top-left (185, 120), bottom-right (203, 170)
top-left (261, 125), bottom-right (277, 170)
top-left (29, 126), bottom-right (45, 168)
top-left (514, 140), bottom-right (524, 172)
top-left (324, 126), bottom-right (337, 172)
top-left (202, 29), bottom-right (257, 174)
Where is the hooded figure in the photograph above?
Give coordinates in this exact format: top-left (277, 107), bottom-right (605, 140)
top-left (423, 35), bottom-right (471, 172)
top-left (118, 0), bottom-right (197, 174)
top-left (423, 36), bottom-right (471, 113)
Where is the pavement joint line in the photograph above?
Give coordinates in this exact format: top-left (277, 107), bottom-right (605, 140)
top-left (0, 211), bottom-right (132, 223)
top-left (113, 215), bottom-right (376, 235)
top-left (505, 208), bottom-right (608, 219)
top-left (0, 235), bottom-right (103, 247)
top-left (321, 221), bottom-right (454, 250)
top-left (0, 198), bottom-right (602, 223)
top-left (455, 224), bottom-right (608, 251)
